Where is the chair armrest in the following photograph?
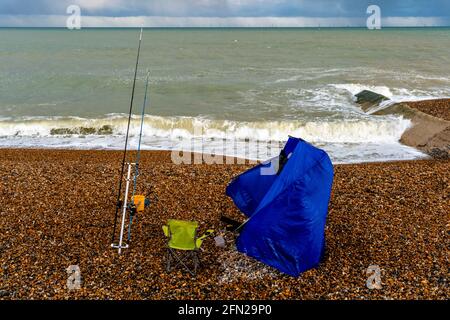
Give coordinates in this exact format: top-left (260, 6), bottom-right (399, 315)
top-left (198, 229), bottom-right (214, 240)
top-left (162, 225), bottom-right (169, 237)
top-left (195, 229), bottom-right (214, 248)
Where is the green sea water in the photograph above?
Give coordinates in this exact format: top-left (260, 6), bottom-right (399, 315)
top-left (0, 28), bottom-right (449, 162)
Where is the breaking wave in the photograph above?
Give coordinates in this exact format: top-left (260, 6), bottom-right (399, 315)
top-left (0, 114), bottom-right (412, 144)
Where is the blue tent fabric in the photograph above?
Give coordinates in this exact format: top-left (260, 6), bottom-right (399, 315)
top-left (226, 137), bottom-right (334, 276)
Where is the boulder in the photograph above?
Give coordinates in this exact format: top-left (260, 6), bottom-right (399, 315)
top-left (354, 90), bottom-right (390, 112)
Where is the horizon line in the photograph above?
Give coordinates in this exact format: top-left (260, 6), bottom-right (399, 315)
top-left (1, 26), bottom-right (449, 29)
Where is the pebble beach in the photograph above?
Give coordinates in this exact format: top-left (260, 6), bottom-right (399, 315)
top-left (0, 149), bottom-right (448, 300)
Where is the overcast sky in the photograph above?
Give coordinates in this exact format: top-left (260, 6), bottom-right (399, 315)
top-left (1, 0), bottom-right (449, 27)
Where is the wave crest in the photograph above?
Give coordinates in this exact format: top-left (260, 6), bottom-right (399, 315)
top-left (0, 114), bottom-right (411, 144)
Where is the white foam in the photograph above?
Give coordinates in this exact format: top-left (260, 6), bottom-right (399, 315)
top-left (0, 114), bottom-right (412, 144)
top-left (330, 83), bottom-right (450, 104)
top-left (331, 83), bottom-right (394, 98)
top-left (0, 135), bottom-right (427, 164)
top-left (0, 113), bottom-right (427, 163)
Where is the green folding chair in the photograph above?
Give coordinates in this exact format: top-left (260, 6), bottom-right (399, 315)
top-left (162, 219), bottom-right (214, 275)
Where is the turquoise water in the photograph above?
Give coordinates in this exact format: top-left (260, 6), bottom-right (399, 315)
top-left (1, 28), bottom-right (449, 162)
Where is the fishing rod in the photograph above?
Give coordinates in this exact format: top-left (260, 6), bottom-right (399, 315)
top-left (127, 70), bottom-right (151, 243)
top-left (111, 28), bottom-right (143, 245)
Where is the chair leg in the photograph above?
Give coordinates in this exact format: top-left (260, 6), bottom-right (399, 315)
top-left (165, 249), bottom-right (201, 276)
top-left (195, 251), bottom-right (201, 266)
top-left (166, 248), bottom-right (171, 272)
top-left (193, 251), bottom-right (200, 276)
top-left (170, 250), bottom-right (195, 276)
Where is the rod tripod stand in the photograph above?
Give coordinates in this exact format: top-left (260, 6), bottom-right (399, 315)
top-left (111, 162), bottom-right (137, 254)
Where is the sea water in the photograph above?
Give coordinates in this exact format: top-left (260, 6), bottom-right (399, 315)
top-left (1, 27), bottom-right (449, 163)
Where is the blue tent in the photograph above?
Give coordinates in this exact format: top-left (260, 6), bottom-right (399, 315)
top-left (226, 137), bottom-right (334, 276)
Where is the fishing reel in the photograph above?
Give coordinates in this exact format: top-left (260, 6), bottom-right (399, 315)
top-left (128, 203), bottom-right (137, 217)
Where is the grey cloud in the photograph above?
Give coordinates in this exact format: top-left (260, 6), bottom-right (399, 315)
top-left (0, 0), bottom-right (449, 18)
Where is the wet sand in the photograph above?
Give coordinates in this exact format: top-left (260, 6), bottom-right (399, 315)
top-left (0, 149), bottom-right (448, 300)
